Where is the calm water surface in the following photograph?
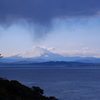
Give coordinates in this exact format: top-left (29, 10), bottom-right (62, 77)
top-left (0, 65), bottom-right (100, 100)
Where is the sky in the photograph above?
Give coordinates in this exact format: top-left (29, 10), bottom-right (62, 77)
top-left (0, 0), bottom-right (100, 57)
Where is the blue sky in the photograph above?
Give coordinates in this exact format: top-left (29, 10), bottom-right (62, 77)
top-left (0, 0), bottom-right (100, 57)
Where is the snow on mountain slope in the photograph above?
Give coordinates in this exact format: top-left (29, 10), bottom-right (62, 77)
top-left (0, 46), bottom-right (66, 62)
top-left (1, 46), bottom-right (100, 63)
top-left (19, 46), bottom-right (61, 57)
top-left (20, 46), bottom-right (50, 58)
top-left (20, 46), bottom-right (66, 61)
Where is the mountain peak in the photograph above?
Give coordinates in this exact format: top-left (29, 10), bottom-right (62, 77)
top-left (20, 46), bottom-right (54, 58)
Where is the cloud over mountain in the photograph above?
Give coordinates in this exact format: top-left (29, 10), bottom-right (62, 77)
top-left (19, 46), bottom-right (100, 58)
top-left (19, 46), bottom-right (65, 61)
top-left (20, 46), bottom-right (51, 58)
top-left (0, 0), bottom-right (100, 39)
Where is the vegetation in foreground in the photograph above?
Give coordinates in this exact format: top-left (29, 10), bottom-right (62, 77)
top-left (0, 78), bottom-right (58, 100)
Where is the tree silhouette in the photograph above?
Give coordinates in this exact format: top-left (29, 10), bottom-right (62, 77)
top-left (0, 54), bottom-right (3, 58)
top-left (0, 78), bottom-right (58, 100)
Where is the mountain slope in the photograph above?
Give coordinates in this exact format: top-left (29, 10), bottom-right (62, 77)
top-left (0, 46), bottom-right (100, 63)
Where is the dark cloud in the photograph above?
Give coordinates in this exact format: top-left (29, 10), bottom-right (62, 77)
top-left (0, 0), bottom-right (100, 24)
top-left (0, 0), bottom-right (100, 39)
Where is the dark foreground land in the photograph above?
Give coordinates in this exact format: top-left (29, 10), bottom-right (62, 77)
top-left (0, 78), bottom-right (58, 100)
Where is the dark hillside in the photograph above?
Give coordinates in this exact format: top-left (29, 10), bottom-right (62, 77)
top-left (0, 78), bottom-right (58, 100)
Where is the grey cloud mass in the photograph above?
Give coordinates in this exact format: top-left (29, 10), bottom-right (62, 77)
top-left (0, 0), bottom-right (100, 25)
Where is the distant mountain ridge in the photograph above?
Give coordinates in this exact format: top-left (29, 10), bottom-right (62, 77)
top-left (1, 55), bottom-right (100, 64)
top-left (0, 46), bottom-right (100, 63)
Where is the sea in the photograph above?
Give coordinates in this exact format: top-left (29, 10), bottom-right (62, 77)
top-left (0, 65), bottom-right (100, 100)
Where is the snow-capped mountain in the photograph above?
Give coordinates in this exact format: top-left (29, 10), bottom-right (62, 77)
top-left (20, 46), bottom-right (66, 61)
top-left (20, 46), bottom-right (48, 58)
top-left (0, 46), bottom-right (66, 63)
top-left (1, 46), bottom-right (100, 63)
